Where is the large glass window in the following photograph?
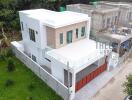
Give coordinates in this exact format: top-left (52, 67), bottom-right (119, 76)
top-left (67, 30), bottom-right (73, 44)
top-left (81, 26), bottom-right (85, 37)
top-left (29, 28), bottom-right (36, 42)
top-left (60, 33), bottom-right (63, 44)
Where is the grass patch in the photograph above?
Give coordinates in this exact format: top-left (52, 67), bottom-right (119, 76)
top-left (0, 56), bottom-right (62, 100)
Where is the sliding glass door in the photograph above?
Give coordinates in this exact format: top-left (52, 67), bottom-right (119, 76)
top-left (67, 30), bottom-right (73, 44)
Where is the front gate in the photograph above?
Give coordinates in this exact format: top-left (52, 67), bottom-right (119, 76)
top-left (75, 63), bottom-right (107, 92)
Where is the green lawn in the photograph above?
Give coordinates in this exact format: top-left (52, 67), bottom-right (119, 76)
top-left (0, 57), bottom-right (62, 100)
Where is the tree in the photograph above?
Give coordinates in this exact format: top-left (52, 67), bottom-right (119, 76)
top-left (0, 0), bottom-right (17, 34)
top-left (0, 0), bottom-right (82, 38)
top-left (123, 74), bottom-right (132, 97)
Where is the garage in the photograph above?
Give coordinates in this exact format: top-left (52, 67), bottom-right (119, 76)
top-left (75, 62), bottom-right (107, 92)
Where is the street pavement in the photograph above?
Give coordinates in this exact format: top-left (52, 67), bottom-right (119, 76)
top-left (92, 58), bottom-right (132, 100)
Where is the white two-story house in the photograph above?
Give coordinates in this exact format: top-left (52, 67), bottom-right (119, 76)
top-left (12, 9), bottom-right (112, 99)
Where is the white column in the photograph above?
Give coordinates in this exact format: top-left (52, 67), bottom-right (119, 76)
top-left (86, 17), bottom-right (91, 39)
top-left (69, 72), bottom-right (76, 100)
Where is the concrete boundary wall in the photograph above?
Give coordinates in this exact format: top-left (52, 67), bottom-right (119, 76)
top-left (11, 44), bottom-right (69, 100)
top-left (118, 48), bottom-right (132, 66)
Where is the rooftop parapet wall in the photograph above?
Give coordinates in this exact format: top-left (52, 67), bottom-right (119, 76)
top-left (67, 4), bottom-right (119, 14)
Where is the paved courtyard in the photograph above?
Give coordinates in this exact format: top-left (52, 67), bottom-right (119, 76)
top-left (93, 58), bottom-right (132, 100)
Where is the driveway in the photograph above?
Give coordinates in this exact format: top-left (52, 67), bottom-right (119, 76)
top-left (92, 58), bottom-right (132, 100)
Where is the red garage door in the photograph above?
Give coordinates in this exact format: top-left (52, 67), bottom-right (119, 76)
top-left (75, 63), bottom-right (107, 92)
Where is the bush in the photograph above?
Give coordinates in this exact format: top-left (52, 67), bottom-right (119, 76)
top-left (7, 58), bottom-right (15, 72)
top-left (123, 74), bottom-right (132, 96)
top-left (28, 83), bottom-right (35, 91)
top-left (5, 79), bottom-right (14, 87)
top-left (29, 97), bottom-right (33, 100)
top-left (6, 49), bottom-right (14, 57)
top-left (0, 54), bottom-right (6, 61)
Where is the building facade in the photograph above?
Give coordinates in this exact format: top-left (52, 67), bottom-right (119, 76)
top-left (99, 1), bottom-right (132, 28)
top-left (67, 2), bottom-right (132, 67)
top-left (67, 4), bottom-right (119, 35)
top-left (11, 9), bottom-right (112, 100)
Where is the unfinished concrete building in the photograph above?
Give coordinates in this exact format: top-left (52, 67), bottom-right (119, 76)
top-left (99, 1), bottom-right (132, 28)
top-left (67, 3), bottom-right (132, 66)
top-left (67, 4), bottom-right (119, 37)
top-left (97, 27), bottom-right (132, 64)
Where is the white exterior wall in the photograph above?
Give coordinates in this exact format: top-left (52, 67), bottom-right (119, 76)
top-left (19, 12), bottom-right (48, 66)
top-left (51, 59), bottom-right (65, 83)
top-left (98, 56), bottom-right (106, 67)
top-left (86, 17), bottom-right (91, 39)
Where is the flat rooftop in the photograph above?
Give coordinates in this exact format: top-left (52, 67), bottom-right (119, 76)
top-left (67, 4), bottom-right (119, 14)
top-left (97, 27), bottom-right (132, 43)
top-left (47, 38), bottom-right (111, 72)
top-left (19, 9), bottom-right (89, 28)
top-left (99, 1), bottom-right (132, 8)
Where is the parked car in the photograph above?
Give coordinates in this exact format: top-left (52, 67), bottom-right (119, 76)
top-left (125, 95), bottom-right (132, 100)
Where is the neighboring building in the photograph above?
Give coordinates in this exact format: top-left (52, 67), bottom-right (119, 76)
top-left (12, 9), bottom-right (112, 99)
top-left (99, 1), bottom-right (132, 28)
top-left (67, 2), bottom-right (132, 66)
top-left (97, 26), bottom-right (132, 65)
top-left (67, 4), bottom-right (119, 36)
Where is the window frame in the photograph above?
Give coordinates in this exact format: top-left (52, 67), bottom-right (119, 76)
top-left (32, 55), bottom-right (37, 62)
top-left (29, 28), bottom-right (36, 42)
top-left (67, 30), bottom-right (73, 44)
top-left (81, 26), bottom-right (85, 37)
top-left (59, 33), bottom-right (63, 44)
top-left (76, 28), bottom-right (79, 38)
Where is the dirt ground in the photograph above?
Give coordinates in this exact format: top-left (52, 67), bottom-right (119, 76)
top-left (92, 58), bottom-right (132, 100)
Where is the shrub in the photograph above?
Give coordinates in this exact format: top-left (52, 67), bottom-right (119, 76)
top-left (123, 74), bottom-right (132, 96)
top-left (29, 97), bottom-right (33, 100)
top-left (28, 83), bottom-right (35, 91)
top-left (0, 54), bottom-right (6, 61)
top-left (6, 49), bottom-right (14, 57)
top-left (7, 58), bottom-right (15, 72)
top-left (5, 79), bottom-right (14, 87)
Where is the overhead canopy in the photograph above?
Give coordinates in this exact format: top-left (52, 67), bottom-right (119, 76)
top-left (46, 38), bottom-right (111, 71)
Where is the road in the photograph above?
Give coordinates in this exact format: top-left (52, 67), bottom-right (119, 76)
top-left (92, 58), bottom-right (132, 100)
